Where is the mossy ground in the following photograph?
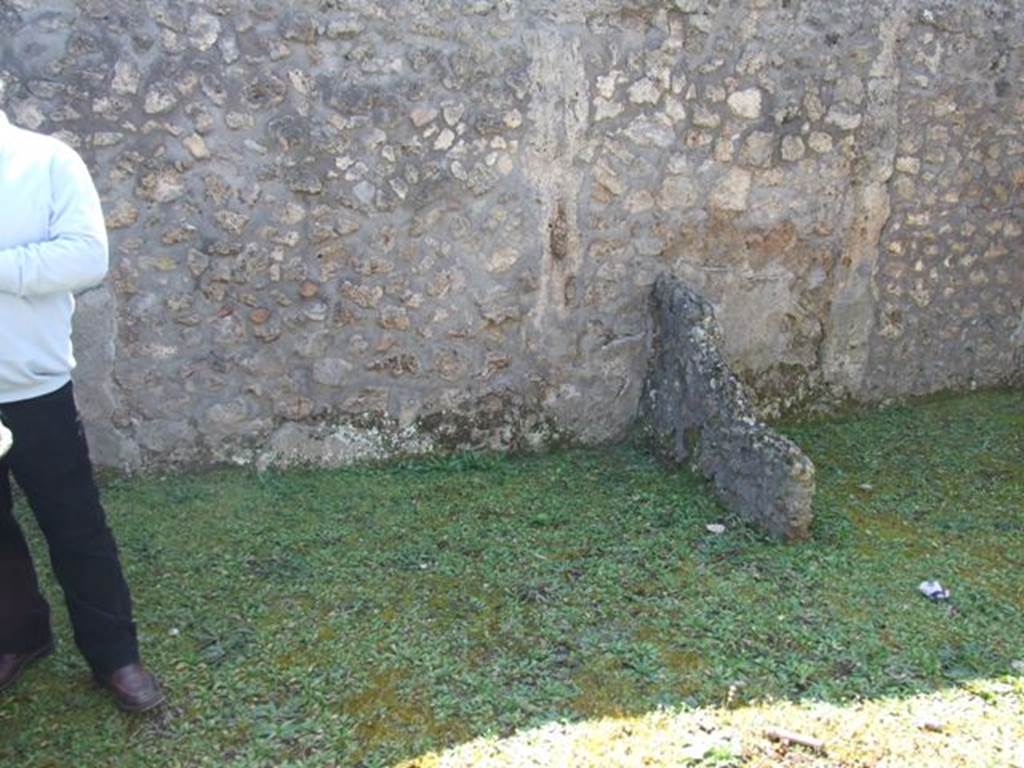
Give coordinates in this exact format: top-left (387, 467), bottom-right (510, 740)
top-left (1, 391), bottom-right (1021, 767)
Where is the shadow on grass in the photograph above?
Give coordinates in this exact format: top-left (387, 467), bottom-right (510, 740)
top-left (0, 391), bottom-right (1021, 767)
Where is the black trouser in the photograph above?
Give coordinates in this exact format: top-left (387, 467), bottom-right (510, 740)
top-left (0, 382), bottom-right (138, 677)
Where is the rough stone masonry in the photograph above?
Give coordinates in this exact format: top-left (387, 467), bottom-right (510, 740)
top-left (0, 0), bottom-right (1021, 469)
top-left (640, 274), bottom-right (814, 540)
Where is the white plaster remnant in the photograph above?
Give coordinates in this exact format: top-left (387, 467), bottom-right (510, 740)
top-left (808, 132), bottom-right (833, 153)
top-left (434, 129), bottom-right (456, 150)
top-left (111, 60), bottom-right (141, 95)
top-left (628, 78), bottom-right (661, 105)
top-left (711, 168), bottom-right (752, 212)
top-left (727, 88), bottom-right (762, 119)
top-left (825, 107), bottom-right (863, 131)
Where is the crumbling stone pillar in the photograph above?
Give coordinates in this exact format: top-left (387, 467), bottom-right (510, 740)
top-left (640, 275), bottom-right (815, 540)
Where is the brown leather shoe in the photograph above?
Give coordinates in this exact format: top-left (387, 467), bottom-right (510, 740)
top-left (97, 663), bottom-right (165, 713)
top-left (0, 642), bottom-right (54, 694)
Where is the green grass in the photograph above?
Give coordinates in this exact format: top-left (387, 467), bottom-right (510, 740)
top-left (1, 390), bottom-right (1022, 767)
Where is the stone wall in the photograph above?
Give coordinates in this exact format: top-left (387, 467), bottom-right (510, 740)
top-left (1, 0), bottom-right (1021, 469)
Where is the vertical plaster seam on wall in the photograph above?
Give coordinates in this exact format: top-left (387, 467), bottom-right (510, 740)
top-left (522, 22), bottom-right (589, 330)
top-left (72, 280), bottom-right (136, 469)
top-left (821, 3), bottom-right (907, 399)
top-left (107, 268), bottom-right (135, 469)
top-left (1012, 306), bottom-right (1024, 385)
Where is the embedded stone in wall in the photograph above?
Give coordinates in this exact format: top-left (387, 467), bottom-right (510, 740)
top-left (639, 275), bottom-right (815, 541)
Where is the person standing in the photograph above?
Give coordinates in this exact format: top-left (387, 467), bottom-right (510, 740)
top-left (0, 104), bottom-right (163, 712)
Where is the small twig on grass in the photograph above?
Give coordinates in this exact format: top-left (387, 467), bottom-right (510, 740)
top-left (764, 727), bottom-right (827, 753)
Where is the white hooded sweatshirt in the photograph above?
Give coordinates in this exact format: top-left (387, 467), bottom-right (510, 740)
top-left (0, 111), bottom-right (108, 403)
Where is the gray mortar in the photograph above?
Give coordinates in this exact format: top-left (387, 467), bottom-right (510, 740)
top-left (639, 275), bottom-right (815, 541)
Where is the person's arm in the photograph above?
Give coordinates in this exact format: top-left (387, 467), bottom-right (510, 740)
top-left (0, 144), bottom-right (108, 297)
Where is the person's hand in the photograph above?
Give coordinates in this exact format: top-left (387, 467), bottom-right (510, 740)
top-left (0, 418), bottom-right (12, 458)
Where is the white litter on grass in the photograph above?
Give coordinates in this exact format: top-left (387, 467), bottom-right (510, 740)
top-left (918, 580), bottom-right (950, 601)
top-left (706, 524), bottom-right (726, 534)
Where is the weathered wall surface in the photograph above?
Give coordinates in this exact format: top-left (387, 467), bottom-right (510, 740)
top-left (869, 3), bottom-right (1024, 396)
top-left (1, 0), bottom-right (1021, 469)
